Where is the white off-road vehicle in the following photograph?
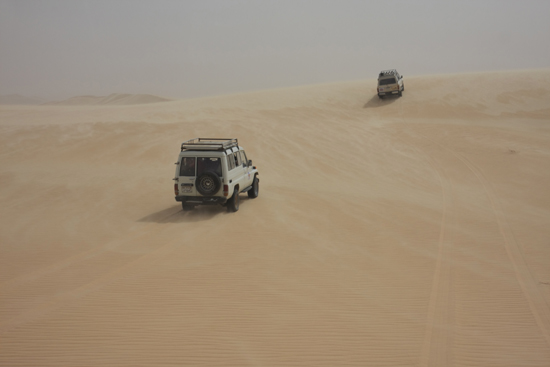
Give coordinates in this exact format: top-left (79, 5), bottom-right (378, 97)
top-left (377, 69), bottom-right (404, 98)
top-left (173, 138), bottom-right (259, 212)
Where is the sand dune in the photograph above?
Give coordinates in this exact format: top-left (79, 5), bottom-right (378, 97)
top-left (44, 93), bottom-right (172, 105)
top-left (1, 70), bottom-right (550, 366)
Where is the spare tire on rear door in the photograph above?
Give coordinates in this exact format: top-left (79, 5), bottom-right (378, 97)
top-left (195, 171), bottom-right (221, 196)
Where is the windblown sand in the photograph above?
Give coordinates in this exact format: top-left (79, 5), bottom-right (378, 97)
top-left (1, 70), bottom-right (550, 366)
top-left (43, 93), bottom-right (173, 106)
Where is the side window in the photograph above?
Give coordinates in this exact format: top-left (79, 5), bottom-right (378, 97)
top-left (227, 153), bottom-right (235, 171)
top-left (180, 157), bottom-right (196, 176)
top-left (234, 151), bottom-right (242, 167)
top-left (240, 151), bottom-right (248, 166)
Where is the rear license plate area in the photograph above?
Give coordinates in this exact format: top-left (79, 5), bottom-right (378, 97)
top-left (180, 183), bottom-right (193, 193)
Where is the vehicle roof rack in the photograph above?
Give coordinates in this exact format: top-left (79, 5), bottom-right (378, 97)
top-left (379, 69), bottom-right (398, 77)
top-left (181, 138), bottom-right (238, 152)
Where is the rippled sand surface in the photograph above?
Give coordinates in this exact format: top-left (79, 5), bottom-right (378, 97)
top-left (1, 70), bottom-right (550, 366)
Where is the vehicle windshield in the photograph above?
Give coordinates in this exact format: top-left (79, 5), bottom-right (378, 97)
top-left (197, 157), bottom-right (222, 176)
top-left (379, 78), bottom-right (397, 85)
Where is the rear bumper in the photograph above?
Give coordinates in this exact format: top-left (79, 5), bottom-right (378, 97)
top-left (175, 196), bottom-right (227, 205)
top-left (378, 90), bottom-right (400, 96)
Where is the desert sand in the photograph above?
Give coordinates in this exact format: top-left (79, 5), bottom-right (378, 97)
top-left (44, 93), bottom-right (173, 106)
top-left (1, 70), bottom-right (550, 366)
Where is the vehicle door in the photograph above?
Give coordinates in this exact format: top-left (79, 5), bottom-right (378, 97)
top-left (226, 149), bottom-right (247, 192)
top-left (378, 77), bottom-right (397, 94)
top-left (239, 150), bottom-right (253, 187)
top-left (396, 73), bottom-right (403, 89)
top-left (177, 156), bottom-right (197, 195)
top-left (195, 156), bottom-right (223, 196)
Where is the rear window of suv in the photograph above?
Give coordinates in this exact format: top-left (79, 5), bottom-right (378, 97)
top-left (197, 157), bottom-right (222, 176)
top-left (379, 78), bottom-right (397, 86)
top-left (180, 157), bottom-right (196, 176)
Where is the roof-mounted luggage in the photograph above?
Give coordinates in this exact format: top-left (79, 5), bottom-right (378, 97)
top-left (379, 69), bottom-right (398, 78)
top-left (180, 138), bottom-right (238, 152)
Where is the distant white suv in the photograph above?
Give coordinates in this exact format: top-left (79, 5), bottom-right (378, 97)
top-left (173, 138), bottom-right (259, 212)
top-left (377, 69), bottom-right (404, 98)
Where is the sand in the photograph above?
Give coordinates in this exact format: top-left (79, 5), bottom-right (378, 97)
top-left (1, 70), bottom-right (550, 366)
top-left (43, 93), bottom-right (173, 106)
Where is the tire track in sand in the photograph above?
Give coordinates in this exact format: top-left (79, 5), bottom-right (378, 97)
top-left (450, 145), bottom-right (550, 348)
top-left (409, 132), bottom-right (456, 367)
top-left (394, 98), bottom-right (456, 366)
top-left (415, 128), bottom-right (550, 350)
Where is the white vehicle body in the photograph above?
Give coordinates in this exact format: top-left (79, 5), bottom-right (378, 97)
top-left (377, 69), bottom-right (404, 98)
top-left (173, 138), bottom-right (259, 212)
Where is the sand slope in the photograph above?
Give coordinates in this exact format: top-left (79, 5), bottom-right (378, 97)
top-left (1, 70), bottom-right (550, 366)
top-left (44, 93), bottom-right (172, 105)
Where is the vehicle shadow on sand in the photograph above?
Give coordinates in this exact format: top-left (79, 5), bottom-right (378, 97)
top-left (363, 94), bottom-right (400, 108)
top-left (137, 197), bottom-right (253, 223)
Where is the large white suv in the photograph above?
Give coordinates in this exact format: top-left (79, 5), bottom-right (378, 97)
top-left (377, 69), bottom-right (404, 99)
top-left (173, 138), bottom-right (259, 212)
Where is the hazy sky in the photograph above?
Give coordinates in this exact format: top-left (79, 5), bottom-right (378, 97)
top-left (1, 0), bottom-right (549, 100)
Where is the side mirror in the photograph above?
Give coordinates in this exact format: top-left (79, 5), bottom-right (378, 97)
top-left (248, 159), bottom-right (253, 167)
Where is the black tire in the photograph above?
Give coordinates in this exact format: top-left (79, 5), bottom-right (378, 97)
top-left (248, 176), bottom-right (259, 198)
top-left (227, 187), bottom-right (240, 212)
top-left (182, 203), bottom-right (194, 211)
top-left (398, 90), bottom-right (402, 97)
top-left (378, 94), bottom-right (384, 99)
top-left (195, 171), bottom-right (221, 196)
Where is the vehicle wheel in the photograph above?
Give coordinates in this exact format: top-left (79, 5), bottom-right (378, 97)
top-left (182, 203), bottom-right (194, 211)
top-left (227, 187), bottom-right (240, 212)
top-left (378, 94), bottom-right (384, 99)
top-left (402, 84), bottom-right (405, 91)
top-left (195, 171), bottom-right (221, 196)
top-left (248, 176), bottom-right (259, 198)
top-left (398, 89), bottom-right (402, 97)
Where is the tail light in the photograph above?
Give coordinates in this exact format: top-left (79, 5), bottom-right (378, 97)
top-left (174, 183), bottom-right (179, 195)
top-left (223, 184), bottom-right (229, 197)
